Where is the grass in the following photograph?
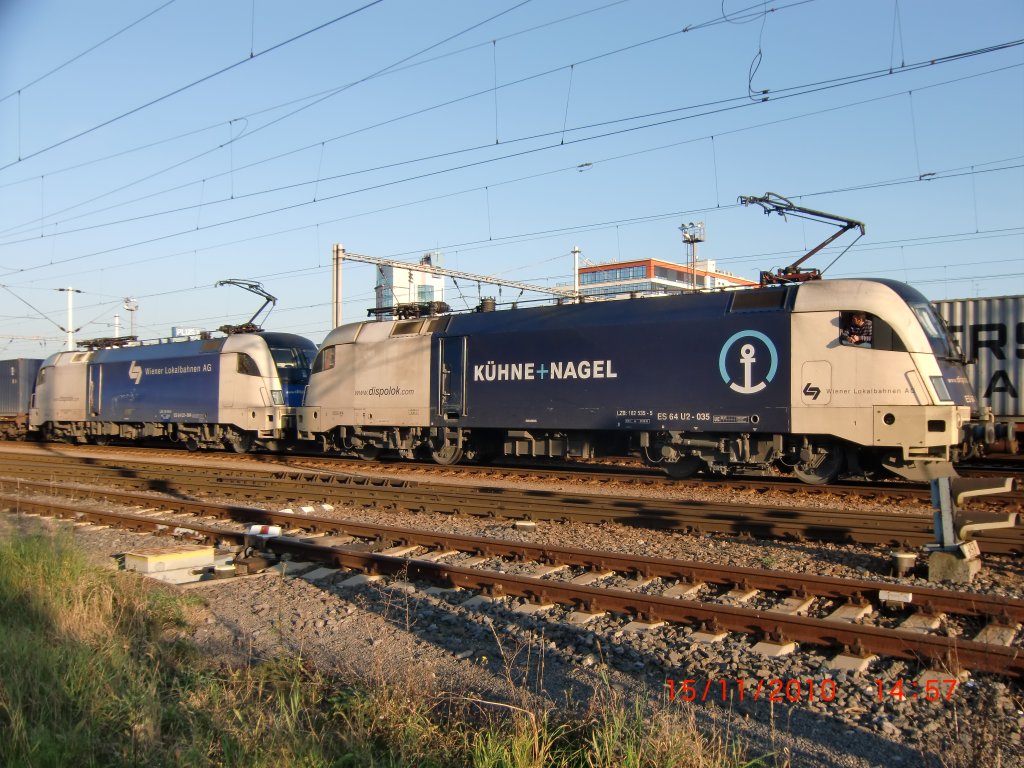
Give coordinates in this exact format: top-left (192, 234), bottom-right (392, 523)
top-left (0, 524), bottom-right (771, 767)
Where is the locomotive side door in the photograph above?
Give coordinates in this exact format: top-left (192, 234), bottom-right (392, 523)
top-left (87, 363), bottom-right (103, 418)
top-left (438, 336), bottom-right (466, 417)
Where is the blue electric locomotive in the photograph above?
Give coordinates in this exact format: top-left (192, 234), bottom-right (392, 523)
top-left (297, 278), bottom-right (973, 483)
top-left (30, 331), bottom-right (316, 452)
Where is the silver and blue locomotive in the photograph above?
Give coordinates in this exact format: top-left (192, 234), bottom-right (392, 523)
top-left (297, 278), bottom-right (973, 483)
top-left (30, 331), bottom-right (316, 452)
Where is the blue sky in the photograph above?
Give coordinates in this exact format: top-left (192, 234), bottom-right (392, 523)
top-left (0, 0), bottom-right (1021, 358)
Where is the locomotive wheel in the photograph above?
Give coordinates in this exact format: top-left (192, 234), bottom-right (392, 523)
top-left (358, 447), bottom-right (381, 461)
top-left (44, 425), bottom-right (75, 444)
top-left (431, 443), bottom-right (464, 466)
top-left (792, 443), bottom-right (843, 485)
top-left (225, 430), bottom-right (254, 454)
top-left (663, 456), bottom-right (702, 479)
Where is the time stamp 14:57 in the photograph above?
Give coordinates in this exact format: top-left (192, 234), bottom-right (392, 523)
top-left (665, 678), bottom-right (959, 703)
top-left (877, 679), bottom-right (959, 701)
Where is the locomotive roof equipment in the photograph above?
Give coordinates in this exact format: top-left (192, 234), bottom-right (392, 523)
top-left (215, 279), bottom-right (277, 334)
top-left (740, 192), bottom-right (866, 286)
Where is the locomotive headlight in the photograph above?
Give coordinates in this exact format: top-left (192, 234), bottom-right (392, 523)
top-left (930, 376), bottom-right (952, 403)
top-left (271, 389), bottom-right (285, 405)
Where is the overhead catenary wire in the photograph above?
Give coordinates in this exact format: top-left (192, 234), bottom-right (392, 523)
top-left (0, 285), bottom-right (72, 333)
top-left (24, 240), bottom-right (1024, 342)
top-left (58, 226), bottom-right (1024, 340)
top-left (14, 226), bottom-right (1022, 355)
top-left (9, 57), bottom-right (1019, 250)
top-left (2, 44), bottom-right (1019, 253)
top-left (0, 0), bottom-right (388, 173)
top-left (0, 0), bottom-right (633, 198)
top-left (0, 0), bottom-right (548, 239)
top-left (7, 151), bottom-right (1020, 304)
top-left (1, 3), bottom-right (1019, 355)
top-left (0, 0), bottom-right (811, 239)
top-left (4, 149), bottom-right (1020, 294)
top-left (0, 0), bottom-right (541, 221)
top-left (0, 0), bottom-right (179, 105)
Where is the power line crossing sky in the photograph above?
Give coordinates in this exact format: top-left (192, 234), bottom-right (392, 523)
top-left (0, 0), bottom-right (1021, 356)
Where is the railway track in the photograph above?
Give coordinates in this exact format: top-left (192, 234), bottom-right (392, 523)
top-left (1, 447), bottom-right (1021, 553)
top-left (2, 440), bottom-right (1020, 507)
top-left (281, 454), bottom-right (1023, 504)
top-left (3, 487), bottom-right (1022, 678)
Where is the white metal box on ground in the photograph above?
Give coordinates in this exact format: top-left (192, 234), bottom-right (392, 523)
top-left (124, 544), bottom-right (215, 574)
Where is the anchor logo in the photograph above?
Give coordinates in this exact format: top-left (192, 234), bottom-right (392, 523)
top-left (718, 331), bottom-right (777, 394)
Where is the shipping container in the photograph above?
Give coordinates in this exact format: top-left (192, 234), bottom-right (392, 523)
top-left (0, 358), bottom-right (43, 438)
top-left (934, 295), bottom-right (1023, 421)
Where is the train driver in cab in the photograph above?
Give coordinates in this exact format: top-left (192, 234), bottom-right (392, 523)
top-left (841, 311), bottom-right (873, 347)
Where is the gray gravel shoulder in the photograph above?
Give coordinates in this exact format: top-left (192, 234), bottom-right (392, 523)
top-left (6, 507), bottom-right (1021, 768)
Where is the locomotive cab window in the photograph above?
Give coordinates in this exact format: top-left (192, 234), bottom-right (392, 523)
top-left (839, 312), bottom-right (906, 352)
top-left (312, 346), bottom-right (336, 374)
top-left (236, 353), bottom-right (261, 376)
top-left (729, 288), bottom-right (791, 312)
top-left (270, 345), bottom-right (313, 384)
top-left (909, 301), bottom-right (957, 359)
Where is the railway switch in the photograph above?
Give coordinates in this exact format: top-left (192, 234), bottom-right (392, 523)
top-left (928, 476), bottom-right (1017, 583)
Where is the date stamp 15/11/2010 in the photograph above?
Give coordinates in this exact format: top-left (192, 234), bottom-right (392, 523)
top-left (666, 678), bottom-right (960, 704)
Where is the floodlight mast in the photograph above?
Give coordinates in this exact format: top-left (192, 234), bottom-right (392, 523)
top-left (740, 192), bottom-right (866, 286)
top-left (123, 298), bottom-right (138, 336)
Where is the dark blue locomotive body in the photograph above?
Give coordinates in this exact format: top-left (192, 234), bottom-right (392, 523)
top-left (88, 340), bottom-right (222, 423)
top-left (436, 290), bottom-right (791, 435)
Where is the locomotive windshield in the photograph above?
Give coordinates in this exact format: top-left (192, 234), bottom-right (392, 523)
top-left (269, 345), bottom-right (314, 385)
top-left (909, 301), bottom-right (957, 360)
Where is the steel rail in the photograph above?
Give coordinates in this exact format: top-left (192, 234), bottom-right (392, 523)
top-left (8, 442), bottom-right (1024, 501)
top-left (3, 492), bottom-right (1021, 677)
top-left (7, 442), bottom-right (1023, 505)
top-left (1, 453), bottom-right (1021, 553)
top-left (3, 480), bottom-right (1020, 622)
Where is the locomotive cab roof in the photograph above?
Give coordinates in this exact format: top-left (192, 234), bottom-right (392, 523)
top-left (42, 330), bottom-right (316, 368)
top-left (320, 278), bottom-right (936, 343)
